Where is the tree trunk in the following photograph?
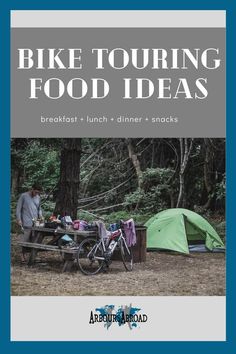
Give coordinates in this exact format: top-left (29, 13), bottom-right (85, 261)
top-left (126, 139), bottom-right (143, 188)
top-left (177, 173), bottom-right (185, 208)
top-left (11, 167), bottom-right (21, 196)
top-left (126, 139), bottom-right (143, 210)
top-left (169, 189), bottom-right (175, 208)
top-left (54, 138), bottom-right (82, 219)
top-left (176, 138), bottom-right (193, 208)
top-left (203, 138), bottom-right (214, 209)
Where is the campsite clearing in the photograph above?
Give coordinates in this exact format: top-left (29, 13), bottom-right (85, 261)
top-left (11, 234), bottom-right (225, 296)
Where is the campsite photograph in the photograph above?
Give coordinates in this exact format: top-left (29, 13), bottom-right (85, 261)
top-left (11, 138), bottom-right (225, 296)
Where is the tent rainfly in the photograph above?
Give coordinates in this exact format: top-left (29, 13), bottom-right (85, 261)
top-left (145, 208), bottom-right (225, 254)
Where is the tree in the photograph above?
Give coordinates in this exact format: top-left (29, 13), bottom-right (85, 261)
top-left (10, 137), bottom-right (225, 221)
top-left (126, 138), bottom-right (144, 210)
top-left (54, 138), bottom-right (82, 219)
top-left (11, 138), bottom-right (27, 196)
top-left (176, 138), bottom-right (193, 207)
top-left (202, 138), bottom-right (225, 210)
top-left (126, 138), bottom-right (143, 188)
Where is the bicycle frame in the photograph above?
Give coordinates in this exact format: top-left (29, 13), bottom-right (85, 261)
top-left (77, 225), bottom-right (133, 275)
top-left (89, 228), bottom-right (130, 261)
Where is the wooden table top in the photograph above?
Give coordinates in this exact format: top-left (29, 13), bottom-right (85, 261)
top-left (31, 226), bottom-right (97, 237)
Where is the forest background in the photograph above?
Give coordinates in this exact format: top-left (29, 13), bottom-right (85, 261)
top-left (11, 138), bottom-right (226, 237)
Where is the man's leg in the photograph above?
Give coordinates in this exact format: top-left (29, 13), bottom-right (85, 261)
top-left (19, 228), bottom-right (31, 262)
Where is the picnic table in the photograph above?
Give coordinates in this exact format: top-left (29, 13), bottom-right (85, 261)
top-left (18, 226), bottom-right (97, 272)
top-left (18, 225), bottom-right (147, 272)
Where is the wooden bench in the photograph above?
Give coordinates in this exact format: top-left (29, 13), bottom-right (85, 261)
top-left (18, 241), bottom-right (79, 272)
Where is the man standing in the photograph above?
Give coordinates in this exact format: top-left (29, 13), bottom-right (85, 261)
top-left (16, 183), bottom-right (43, 261)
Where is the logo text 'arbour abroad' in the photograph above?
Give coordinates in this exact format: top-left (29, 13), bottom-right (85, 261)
top-left (89, 304), bottom-right (148, 330)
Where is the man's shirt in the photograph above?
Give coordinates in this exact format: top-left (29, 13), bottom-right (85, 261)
top-left (16, 192), bottom-right (42, 227)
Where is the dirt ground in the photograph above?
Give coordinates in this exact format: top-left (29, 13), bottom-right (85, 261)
top-left (11, 234), bottom-right (225, 296)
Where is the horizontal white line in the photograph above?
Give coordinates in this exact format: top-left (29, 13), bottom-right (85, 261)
top-left (11, 10), bottom-right (226, 28)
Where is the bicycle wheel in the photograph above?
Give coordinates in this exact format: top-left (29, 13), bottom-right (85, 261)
top-left (120, 238), bottom-right (133, 271)
top-left (77, 238), bottom-right (105, 275)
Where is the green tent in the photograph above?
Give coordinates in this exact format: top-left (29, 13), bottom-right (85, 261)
top-left (145, 208), bottom-right (225, 254)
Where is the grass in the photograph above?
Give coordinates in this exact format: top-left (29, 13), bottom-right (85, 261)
top-left (11, 234), bottom-right (225, 296)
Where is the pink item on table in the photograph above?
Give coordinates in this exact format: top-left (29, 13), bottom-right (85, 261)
top-left (73, 220), bottom-right (80, 230)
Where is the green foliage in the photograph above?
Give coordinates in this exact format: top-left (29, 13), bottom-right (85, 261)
top-left (11, 140), bottom-right (60, 231)
top-left (124, 168), bottom-right (175, 213)
top-left (77, 210), bottom-right (97, 222)
top-left (215, 173), bottom-right (226, 201)
top-left (101, 211), bottom-right (152, 225)
top-left (41, 200), bottom-right (56, 220)
top-left (142, 167), bottom-right (174, 185)
top-left (20, 140), bottom-right (60, 192)
top-left (11, 138), bottom-right (226, 234)
top-left (11, 196), bottom-right (18, 233)
top-left (124, 189), bottom-right (145, 206)
top-left (215, 221), bottom-right (226, 242)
